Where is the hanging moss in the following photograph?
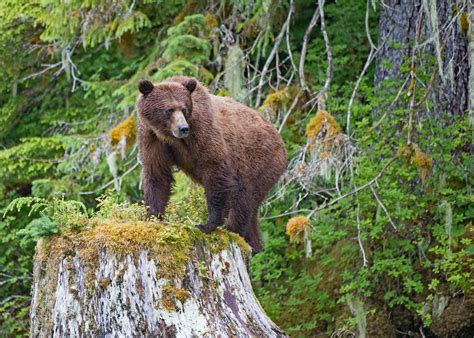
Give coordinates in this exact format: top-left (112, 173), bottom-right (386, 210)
top-left (286, 216), bottom-right (310, 243)
top-left (259, 86), bottom-right (296, 112)
top-left (204, 12), bottom-right (218, 30)
top-left (172, 1), bottom-right (201, 26)
top-left (397, 144), bottom-right (433, 184)
top-left (118, 31), bottom-right (135, 58)
top-left (306, 110), bottom-right (342, 139)
top-left (109, 115), bottom-right (136, 147)
top-left (168, 14), bottom-right (208, 36)
top-left (412, 145), bottom-right (433, 184)
top-left (459, 12), bottom-right (469, 37)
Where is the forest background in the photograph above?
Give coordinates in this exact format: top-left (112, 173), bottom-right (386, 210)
top-left (0, 0), bottom-right (472, 336)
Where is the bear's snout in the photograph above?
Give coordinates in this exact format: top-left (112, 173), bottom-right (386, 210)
top-left (171, 111), bottom-right (190, 139)
top-left (178, 125), bottom-right (189, 137)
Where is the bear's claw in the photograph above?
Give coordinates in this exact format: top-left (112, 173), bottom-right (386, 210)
top-left (196, 223), bottom-right (218, 234)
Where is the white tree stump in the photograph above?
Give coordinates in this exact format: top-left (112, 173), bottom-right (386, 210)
top-left (30, 221), bottom-right (285, 337)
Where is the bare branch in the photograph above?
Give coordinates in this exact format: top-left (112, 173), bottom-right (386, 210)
top-left (285, 0), bottom-right (298, 77)
top-left (299, 6), bottom-right (320, 91)
top-left (261, 209), bottom-right (312, 220)
top-left (407, 12), bottom-right (424, 146)
top-left (346, 0), bottom-right (378, 135)
top-left (77, 161), bottom-right (140, 196)
top-left (356, 204), bottom-right (368, 267)
top-left (316, 0), bottom-right (333, 111)
top-left (277, 90), bottom-right (301, 133)
top-left (21, 62), bottom-right (61, 81)
top-left (370, 185), bottom-right (397, 231)
top-left (255, 3), bottom-right (294, 107)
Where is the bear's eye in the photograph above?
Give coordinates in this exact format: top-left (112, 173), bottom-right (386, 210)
top-left (165, 109), bottom-right (174, 115)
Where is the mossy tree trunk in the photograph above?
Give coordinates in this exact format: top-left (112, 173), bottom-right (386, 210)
top-left (30, 226), bottom-right (285, 337)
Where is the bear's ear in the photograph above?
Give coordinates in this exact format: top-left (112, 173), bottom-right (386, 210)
top-left (184, 79), bottom-right (197, 93)
top-left (138, 80), bottom-right (154, 96)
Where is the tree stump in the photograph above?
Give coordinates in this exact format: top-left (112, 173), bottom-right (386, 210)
top-left (30, 219), bottom-right (285, 337)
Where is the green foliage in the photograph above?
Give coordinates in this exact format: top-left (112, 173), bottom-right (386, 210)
top-left (0, 137), bottom-right (71, 184)
top-left (0, 0), bottom-right (472, 336)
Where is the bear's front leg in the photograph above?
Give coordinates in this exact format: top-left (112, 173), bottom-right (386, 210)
top-left (143, 167), bottom-right (173, 218)
top-left (138, 127), bottom-right (175, 218)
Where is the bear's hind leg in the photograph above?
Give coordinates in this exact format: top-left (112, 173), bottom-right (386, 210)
top-left (227, 202), bottom-right (263, 253)
top-left (247, 213), bottom-right (262, 253)
top-left (226, 189), bottom-right (250, 231)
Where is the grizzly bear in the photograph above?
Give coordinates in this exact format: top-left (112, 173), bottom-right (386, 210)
top-left (137, 76), bottom-right (287, 252)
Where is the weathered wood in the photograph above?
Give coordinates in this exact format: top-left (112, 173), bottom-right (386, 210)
top-left (30, 224), bottom-right (285, 337)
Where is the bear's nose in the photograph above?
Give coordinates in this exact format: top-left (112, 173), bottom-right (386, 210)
top-left (178, 125), bottom-right (189, 137)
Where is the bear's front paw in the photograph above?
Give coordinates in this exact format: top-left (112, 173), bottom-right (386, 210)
top-left (196, 223), bottom-right (218, 234)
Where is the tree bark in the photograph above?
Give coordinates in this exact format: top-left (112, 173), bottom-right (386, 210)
top-left (375, 0), bottom-right (469, 117)
top-left (375, 0), bottom-right (420, 85)
top-left (30, 229), bottom-right (285, 337)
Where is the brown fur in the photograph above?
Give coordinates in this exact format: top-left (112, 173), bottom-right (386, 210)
top-left (137, 76), bottom-right (287, 252)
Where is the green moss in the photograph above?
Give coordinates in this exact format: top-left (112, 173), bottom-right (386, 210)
top-left (162, 283), bottom-right (190, 311)
top-left (459, 12), bottom-right (469, 36)
top-left (37, 194), bottom-right (250, 283)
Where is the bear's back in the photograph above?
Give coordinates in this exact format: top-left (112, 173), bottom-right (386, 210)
top-left (209, 95), bottom-right (287, 180)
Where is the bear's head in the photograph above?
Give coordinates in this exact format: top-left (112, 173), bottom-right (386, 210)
top-left (137, 78), bottom-right (197, 140)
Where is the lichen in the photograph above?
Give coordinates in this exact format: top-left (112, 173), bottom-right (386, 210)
top-left (319, 151), bottom-right (330, 159)
top-left (286, 216), bottom-right (310, 243)
top-left (224, 44), bottom-right (248, 103)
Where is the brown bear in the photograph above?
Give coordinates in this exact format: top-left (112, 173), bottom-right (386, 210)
top-left (136, 76), bottom-right (287, 252)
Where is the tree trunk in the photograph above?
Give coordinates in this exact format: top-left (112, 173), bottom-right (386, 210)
top-left (468, 1), bottom-right (474, 118)
top-left (375, 0), bottom-right (420, 85)
top-left (30, 224), bottom-right (285, 337)
top-left (375, 0), bottom-right (469, 117)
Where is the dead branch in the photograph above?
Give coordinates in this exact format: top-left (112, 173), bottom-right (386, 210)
top-left (299, 6), bottom-right (320, 91)
top-left (370, 185), bottom-right (397, 231)
top-left (356, 204), bottom-right (368, 267)
top-left (255, 3), bottom-right (294, 107)
top-left (407, 12), bottom-right (424, 146)
top-left (346, 0), bottom-right (378, 135)
top-left (317, 0), bottom-right (333, 110)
